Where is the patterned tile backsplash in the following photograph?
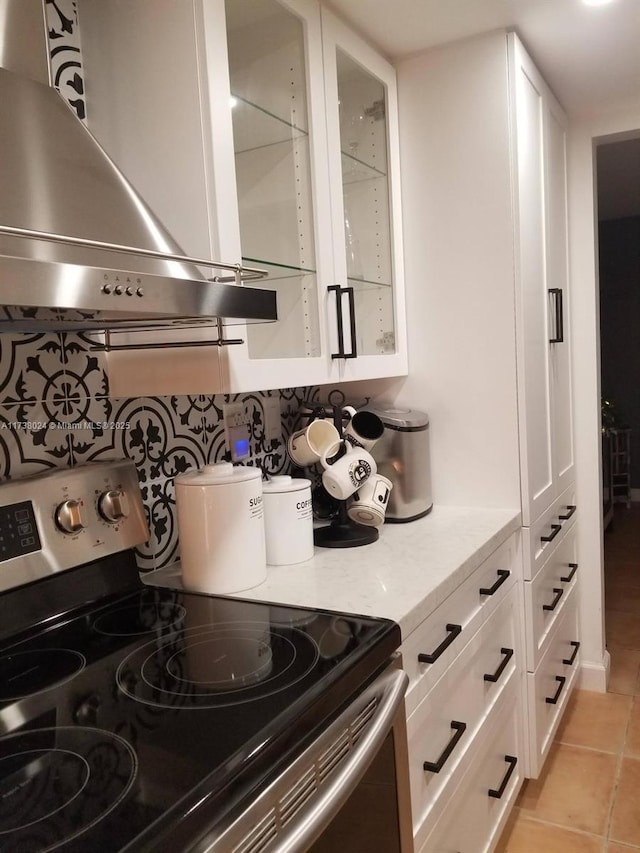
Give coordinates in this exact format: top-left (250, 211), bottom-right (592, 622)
top-left (0, 331), bottom-right (329, 571)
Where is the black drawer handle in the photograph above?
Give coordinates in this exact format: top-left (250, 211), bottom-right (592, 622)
top-left (542, 587), bottom-right (564, 612)
top-left (418, 624), bottom-right (462, 664)
top-left (484, 647), bottom-right (514, 683)
top-left (541, 524), bottom-right (562, 544)
top-left (479, 569), bottom-right (510, 596)
top-left (561, 562), bottom-right (578, 583)
top-left (423, 721), bottom-right (467, 773)
top-left (545, 675), bottom-right (566, 705)
top-left (563, 640), bottom-right (580, 666)
top-left (558, 505), bottom-right (577, 521)
top-left (488, 755), bottom-right (518, 799)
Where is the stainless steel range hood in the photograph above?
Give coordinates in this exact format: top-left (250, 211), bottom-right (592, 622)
top-left (0, 1), bottom-right (276, 336)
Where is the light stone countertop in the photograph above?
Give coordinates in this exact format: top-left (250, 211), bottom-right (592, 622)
top-left (145, 504), bottom-right (521, 640)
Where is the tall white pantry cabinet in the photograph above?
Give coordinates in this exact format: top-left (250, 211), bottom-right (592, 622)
top-left (397, 31), bottom-right (579, 783)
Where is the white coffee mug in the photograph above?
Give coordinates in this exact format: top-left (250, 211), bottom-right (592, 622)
top-left (343, 406), bottom-right (385, 452)
top-left (347, 473), bottom-right (393, 527)
top-left (321, 442), bottom-right (377, 501)
top-left (288, 420), bottom-right (341, 467)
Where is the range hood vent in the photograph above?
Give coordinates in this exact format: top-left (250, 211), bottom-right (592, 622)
top-left (0, 63), bottom-right (276, 336)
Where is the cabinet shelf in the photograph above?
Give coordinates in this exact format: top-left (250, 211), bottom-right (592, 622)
top-left (242, 258), bottom-right (391, 292)
top-left (348, 275), bottom-right (392, 291)
top-left (231, 94), bottom-right (309, 155)
top-left (341, 151), bottom-right (387, 184)
top-left (242, 257), bottom-right (316, 282)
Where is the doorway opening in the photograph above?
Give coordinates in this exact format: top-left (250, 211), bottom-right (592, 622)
top-left (597, 133), bottom-right (640, 691)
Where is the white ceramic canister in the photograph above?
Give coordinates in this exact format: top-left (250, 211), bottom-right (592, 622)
top-left (175, 462), bottom-right (266, 594)
top-left (262, 475), bottom-right (314, 566)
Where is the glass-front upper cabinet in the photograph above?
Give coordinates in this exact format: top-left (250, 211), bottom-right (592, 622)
top-left (223, 0), bottom-right (407, 391)
top-left (322, 8), bottom-right (407, 381)
top-left (224, 0), bottom-right (335, 390)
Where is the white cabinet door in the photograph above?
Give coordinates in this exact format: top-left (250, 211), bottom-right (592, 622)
top-left (222, 0), bottom-right (337, 392)
top-left (321, 8), bottom-right (408, 383)
top-left (510, 34), bottom-right (573, 525)
top-left (545, 98), bottom-right (575, 496)
top-left (230, 2), bottom-right (408, 389)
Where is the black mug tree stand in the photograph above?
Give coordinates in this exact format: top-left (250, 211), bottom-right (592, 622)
top-left (306, 404), bottom-right (379, 549)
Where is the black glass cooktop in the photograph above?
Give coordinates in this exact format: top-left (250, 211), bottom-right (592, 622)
top-left (0, 557), bottom-right (400, 852)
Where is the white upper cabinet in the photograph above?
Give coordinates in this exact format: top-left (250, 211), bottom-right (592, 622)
top-left (320, 8), bottom-right (407, 382)
top-left (225, 0), bottom-right (407, 390)
top-left (78, 0), bottom-right (407, 394)
top-left (509, 34), bottom-right (574, 525)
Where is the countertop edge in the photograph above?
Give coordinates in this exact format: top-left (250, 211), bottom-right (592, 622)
top-left (144, 505), bottom-right (522, 640)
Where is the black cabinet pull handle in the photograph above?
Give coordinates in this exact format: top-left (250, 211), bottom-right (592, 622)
top-left (542, 587), bottom-right (564, 612)
top-left (488, 755), bottom-right (518, 799)
top-left (549, 287), bottom-right (564, 343)
top-left (423, 721), bottom-right (466, 773)
top-left (418, 623), bottom-right (462, 664)
top-left (479, 569), bottom-right (510, 596)
top-left (545, 675), bottom-right (566, 704)
top-left (328, 284), bottom-right (357, 359)
top-left (561, 563), bottom-right (578, 583)
top-left (558, 505), bottom-right (576, 521)
top-left (484, 647), bottom-right (514, 683)
top-left (563, 640), bottom-right (580, 666)
top-left (541, 524), bottom-right (562, 544)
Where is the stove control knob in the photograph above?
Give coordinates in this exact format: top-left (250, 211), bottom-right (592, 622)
top-left (74, 693), bottom-right (102, 726)
top-left (55, 499), bottom-right (86, 534)
top-left (98, 488), bottom-right (129, 523)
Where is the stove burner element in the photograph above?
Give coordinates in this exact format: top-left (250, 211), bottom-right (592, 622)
top-left (0, 650), bottom-right (86, 702)
top-left (91, 590), bottom-right (186, 637)
top-left (0, 727), bottom-right (137, 852)
top-left (166, 634), bottom-right (274, 690)
top-left (117, 622), bottom-right (320, 709)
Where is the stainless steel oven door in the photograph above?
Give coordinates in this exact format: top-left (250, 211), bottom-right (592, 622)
top-left (196, 660), bottom-right (413, 853)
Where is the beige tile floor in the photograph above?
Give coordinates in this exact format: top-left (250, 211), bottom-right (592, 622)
top-left (496, 505), bottom-right (640, 853)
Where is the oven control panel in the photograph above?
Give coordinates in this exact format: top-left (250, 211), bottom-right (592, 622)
top-left (0, 500), bottom-right (41, 561)
top-left (0, 460), bottom-right (149, 593)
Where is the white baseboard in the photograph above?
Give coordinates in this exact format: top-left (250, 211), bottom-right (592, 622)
top-left (578, 651), bottom-right (610, 692)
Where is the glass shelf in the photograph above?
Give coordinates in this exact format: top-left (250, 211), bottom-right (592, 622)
top-left (341, 151), bottom-right (388, 184)
top-left (348, 275), bottom-right (393, 291)
top-left (231, 94), bottom-right (309, 155)
top-left (242, 257), bottom-right (316, 282)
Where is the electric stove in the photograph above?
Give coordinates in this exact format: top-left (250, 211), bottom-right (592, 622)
top-left (0, 461), bottom-right (403, 852)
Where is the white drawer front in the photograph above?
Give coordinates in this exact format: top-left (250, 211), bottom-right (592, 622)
top-left (403, 535), bottom-right (519, 714)
top-left (522, 484), bottom-right (576, 581)
top-left (526, 587), bottom-right (580, 778)
top-left (525, 525), bottom-right (578, 669)
top-left (417, 679), bottom-right (523, 853)
top-left (407, 588), bottom-right (520, 838)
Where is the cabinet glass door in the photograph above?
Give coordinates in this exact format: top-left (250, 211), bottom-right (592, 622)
top-left (336, 49), bottom-right (395, 357)
top-left (225, 0), bottom-right (322, 363)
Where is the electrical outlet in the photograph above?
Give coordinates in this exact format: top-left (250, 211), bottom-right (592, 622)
top-left (223, 403), bottom-right (251, 462)
top-left (264, 397), bottom-right (282, 443)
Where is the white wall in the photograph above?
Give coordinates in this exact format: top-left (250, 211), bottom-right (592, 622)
top-left (352, 32), bottom-right (521, 511)
top-left (569, 102), bottom-right (640, 690)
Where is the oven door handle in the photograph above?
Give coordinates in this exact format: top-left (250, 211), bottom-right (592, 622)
top-left (197, 666), bottom-right (409, 853)
top-left (272, 667), bottom-right (408, 852)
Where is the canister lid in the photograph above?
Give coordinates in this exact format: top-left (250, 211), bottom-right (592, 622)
top-left (367, 406), bottom-right (429, 430)
top-left (175, 462), bottom-right (262, 486)
top-left (263, 475), bottom-right (311, 494)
